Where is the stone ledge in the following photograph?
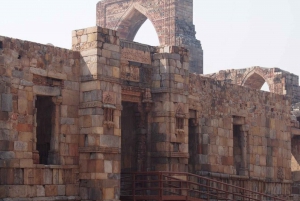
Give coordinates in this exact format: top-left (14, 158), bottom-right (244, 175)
top-left (292, 127), bottom-right (300, 136)
top-left (78, 146), bottom-right (120, 154)
top-left (151, 152), bottom-right (189, 158)
top-left (0, 196), bottom-right (81, 201)
top-left (32, 165), bottom-right (79, 169)
top-left (80, 74), bottom-right (120, 84)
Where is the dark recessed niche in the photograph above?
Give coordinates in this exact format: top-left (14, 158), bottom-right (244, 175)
top-left (0, 41), bottom-right (3, 49)
top-left (18, 55), bottom-right (22, 59)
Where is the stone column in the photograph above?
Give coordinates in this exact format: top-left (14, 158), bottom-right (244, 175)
top-left (48, 96), bottom-right (62, 165)
top-left (136, 103), bottom-right (148, 172)
top-left (151, 46), bottom-right (190, 172)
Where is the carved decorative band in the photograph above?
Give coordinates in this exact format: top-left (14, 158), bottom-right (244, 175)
top-left (120, 40), bottom-right (151, 52)
top-left (152, 88), bottom-right (189, 95)
top-left (80, 74), bottom-right (120, 84)
top-left (80, 101), bottom-right (102, 109)
top-left (121, 88), bottom-right (142, 103)
top-left (151, 152), bottom-right (189, 158)
top-left (170, 152), bottom-right (189, 158)
top-left (153, 111), bottom-right (175, 117)
top-left (79, 147), bottom-right (120, 154)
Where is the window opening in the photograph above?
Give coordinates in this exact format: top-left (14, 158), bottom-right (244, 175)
top-left (233, 125), bottom-right (242, 175)
top-left (176, 117), bottom-right (184, 130)
top-left (36, 96), bottom-right (54, 165)
top-left (0, 41), bottom-right (3, 49)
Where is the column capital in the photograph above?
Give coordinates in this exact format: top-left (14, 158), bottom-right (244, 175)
top-left (52, 96), bottom-right (63, 105)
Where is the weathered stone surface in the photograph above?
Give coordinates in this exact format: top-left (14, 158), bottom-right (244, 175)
top-left (1, 94), bottom-right (12, 112)
top-left (33, 86), bottom-right (60, 96)
top-left (0, 2), bottom-right (299, 201)
top-left (100, 135), bottom-right (120, 148)
top-left (0, 151), bottom-right (15, 159)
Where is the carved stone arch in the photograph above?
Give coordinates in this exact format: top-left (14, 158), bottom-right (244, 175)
top-left (114, 4), bottom-right (160, 43)
top-left (241, 68), bottom-right (271, 91)
top-left (97, 0), bottom-right (204, 73)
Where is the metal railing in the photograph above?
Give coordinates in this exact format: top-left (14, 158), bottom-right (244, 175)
top-left (121, 171), bottom-right (288, 201)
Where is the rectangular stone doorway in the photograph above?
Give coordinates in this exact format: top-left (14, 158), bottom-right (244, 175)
top-left (121, 102), bottom-right (138, 173)
top-left (35, 96), bottom-right (54, 165)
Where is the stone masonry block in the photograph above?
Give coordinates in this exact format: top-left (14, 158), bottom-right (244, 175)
top-left (1, 93), bottom-right (12, 112)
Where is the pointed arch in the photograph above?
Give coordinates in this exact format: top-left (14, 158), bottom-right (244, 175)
top-left (115, 5), bottom-right (161, 44)
top-left (241, 69), bottom-right (271, 91)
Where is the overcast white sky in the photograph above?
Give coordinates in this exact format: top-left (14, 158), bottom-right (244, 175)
top-left (1, 0), bottom-right (300, 80)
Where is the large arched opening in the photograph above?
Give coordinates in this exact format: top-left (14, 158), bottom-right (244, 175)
top-left (134, 19), bottom-right (160, 46)
top-left (116, 6), bottom-right (160, 46)
top-left (243, 72), bottom-right (270, 92)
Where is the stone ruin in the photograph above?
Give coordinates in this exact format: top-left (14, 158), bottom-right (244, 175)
top-left (0, 0), bottom-right (300, 200)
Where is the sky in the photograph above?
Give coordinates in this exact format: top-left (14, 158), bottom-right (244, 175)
top-left (1, 0), bottom-right (300, 85)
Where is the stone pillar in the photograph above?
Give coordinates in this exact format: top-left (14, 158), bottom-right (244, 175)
top-left (136, 105), bottom-right (147, 172)
top-left (48, 96), bottom-right (63, 165)
top-left (151, 46), bottom-right (190, 172)
top-left (143, 88), bottom-right (153, 171)
top-left (73, 26), bottom-right (121, 201)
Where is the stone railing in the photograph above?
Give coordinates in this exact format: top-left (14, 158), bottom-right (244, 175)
top-left (197, 171), bottom-right (293, 200)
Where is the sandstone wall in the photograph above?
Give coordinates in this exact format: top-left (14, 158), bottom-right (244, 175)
top-left (189, 75), bottom-right (291, 181)
top-left (0, 37), bottom-right (80, 200)
top-left (0, 24), bottom-right (296, 200)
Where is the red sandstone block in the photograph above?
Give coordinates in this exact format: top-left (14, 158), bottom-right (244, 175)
top-left (0, 168), bottom-right (14, 185)
top-left (79, 160), bottom-right (88, 173)
top-left (79, 135), bottom-right (85, 147)
top-left (0, 185), bottom-right (8, 198)
top-left (45, 185), bottom-right (58, 196)
top-left (95, 160), bottom-right (104, 172)
top-left (69, 143), bottom-right (78, 156)
top-left (87, 160), bottom-right (96, 173)
top-left (16, 124), bottom-right (33, 132)
top-left (66, 184), bottom-right (79, 196)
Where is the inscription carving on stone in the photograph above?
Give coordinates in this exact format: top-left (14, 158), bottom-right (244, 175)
top-left (121, 47), bottom-right (151, 64)
top-left (121, 89), bottom-right (141, 103)
top-left (121, 64), bottom-right (140, 82)
top-left (80, 101), bottom-right (102, 109)
top-left (32, 74), bottom-right (62, 88)
top-left (103, 92), bottom-right (116, 105)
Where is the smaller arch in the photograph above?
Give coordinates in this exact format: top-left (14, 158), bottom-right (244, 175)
top-left (241, 69), bottom-right (271, 91)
